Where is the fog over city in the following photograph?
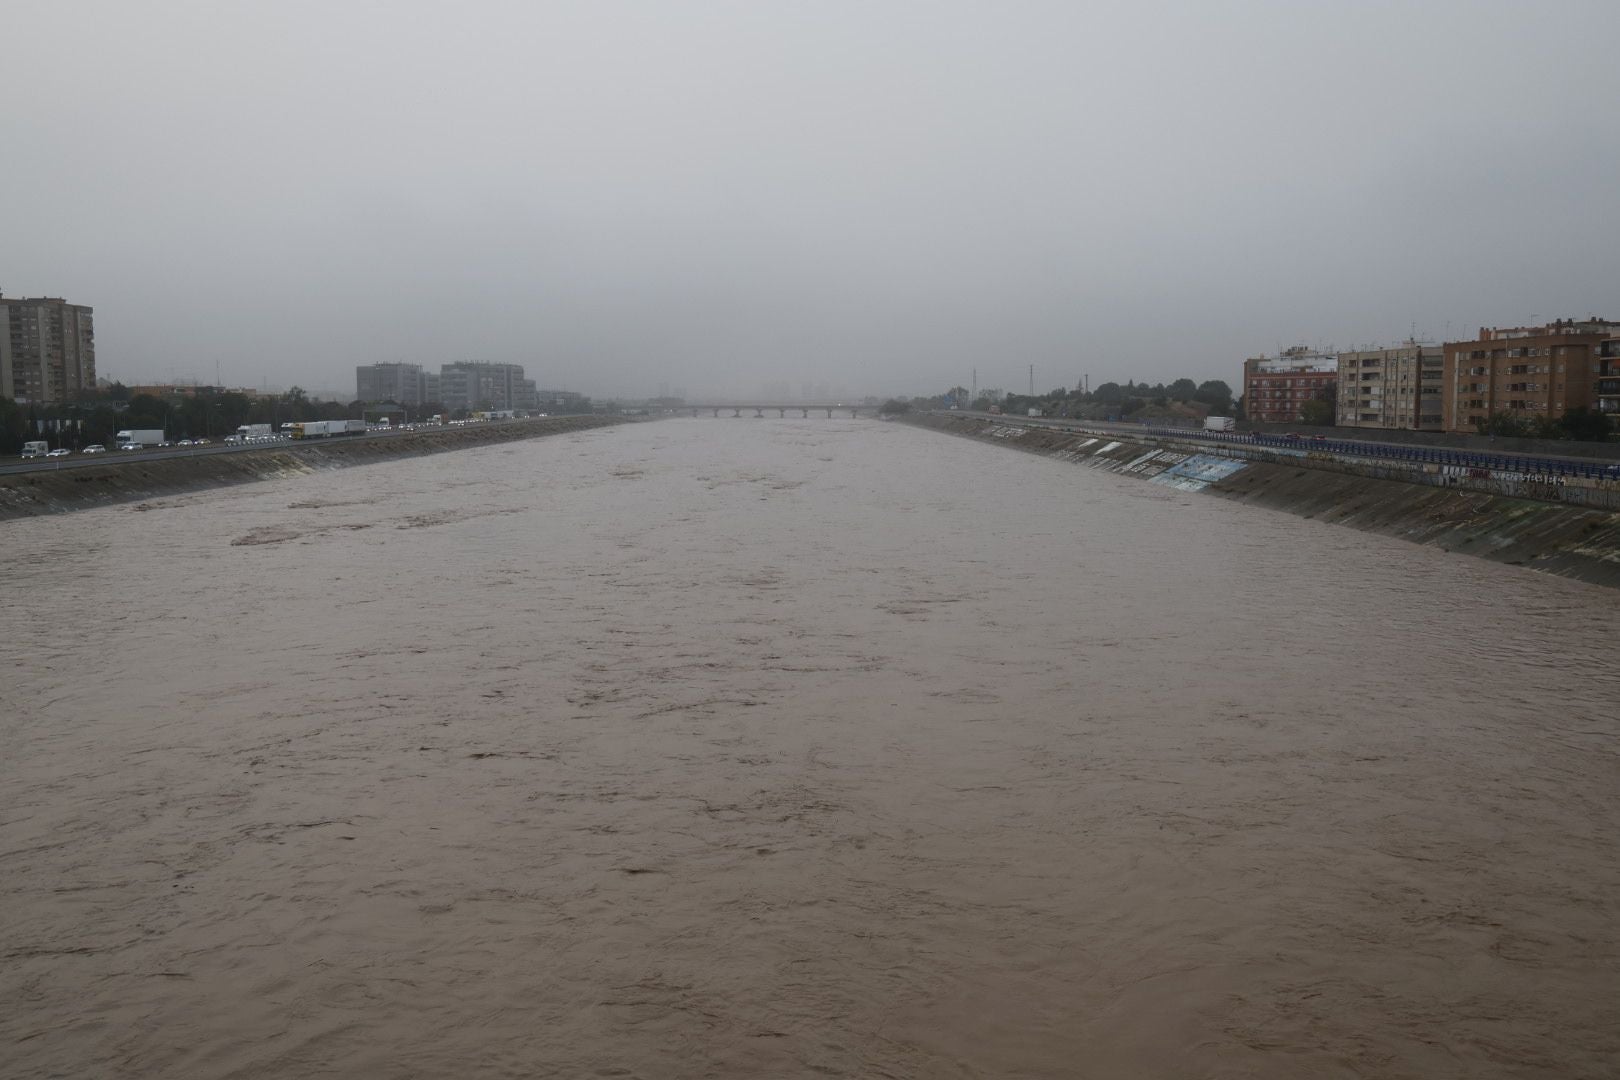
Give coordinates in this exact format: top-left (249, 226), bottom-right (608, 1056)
top-left (4, 0), bottom-right (1617, 399)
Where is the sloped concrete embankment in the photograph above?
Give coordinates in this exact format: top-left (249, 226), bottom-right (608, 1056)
top-left (900, 412), bottom-right (1620, 588)
top-left (0, 416), bottom-right (628, 521)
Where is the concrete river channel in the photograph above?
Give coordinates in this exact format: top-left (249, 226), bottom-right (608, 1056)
top-left (2, 418), bottom-right (1617, 1078)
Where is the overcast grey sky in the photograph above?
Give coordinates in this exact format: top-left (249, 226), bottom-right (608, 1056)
top-left (3, 1), bottom-right (1617, 399)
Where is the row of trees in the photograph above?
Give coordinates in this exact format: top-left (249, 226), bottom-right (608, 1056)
top-left (0, 384), bottom-right (598, 455)
top-left (902, 378), bottom-right (1238, 421)
top-left (1473, 407), bottom-right (1614, 442)
top-left (0, 385), bottom-right (366, 454)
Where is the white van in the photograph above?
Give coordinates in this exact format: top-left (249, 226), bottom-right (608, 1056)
top-left (22, 440), bottom-right (49, 459)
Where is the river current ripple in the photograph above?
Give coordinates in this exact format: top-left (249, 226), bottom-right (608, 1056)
top-left (2, 419), bottom-right (1617, 1078)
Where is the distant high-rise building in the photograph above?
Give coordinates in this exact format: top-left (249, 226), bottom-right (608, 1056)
top-left (438, 361), bottom-right (537, 411)
top-left (356, 362), bottom-right (431, 405)
top-left (0, 294), bottom-right (95, 404)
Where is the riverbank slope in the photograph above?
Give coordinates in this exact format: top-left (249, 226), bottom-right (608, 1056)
top-left (0, 415), bottom-right (628, 520)
top-left (900, 412), bottom-right (1620, 588)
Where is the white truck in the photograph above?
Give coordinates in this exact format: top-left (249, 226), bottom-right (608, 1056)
top-left (22, 440), bottom-right (49, 459)
top-left (236, 424), bottom-right (273, 440)
top-left (1204, 416), bottom-right (1237, 432)
top-left (115, 429), bottom-right (166, 449)
top-left (291, 419), bottom-right (367, 438)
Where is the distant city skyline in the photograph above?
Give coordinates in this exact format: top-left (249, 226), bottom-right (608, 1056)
top-left (4, 2), bottom-right (1616, 401)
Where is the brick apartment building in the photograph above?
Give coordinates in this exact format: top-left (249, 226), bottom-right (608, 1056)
top-left (0, 294), bottom-right (95, 404)
top-left (1242, 346), bottom-right (1337, 424)
top-left (1441, 318), bottom-right (1620, 433)
top-left (1335, 344), bottom-right (1445, 431)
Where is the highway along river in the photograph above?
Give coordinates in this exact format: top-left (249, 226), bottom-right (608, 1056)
top-left (2, 418), bottom-right (1617, 1079)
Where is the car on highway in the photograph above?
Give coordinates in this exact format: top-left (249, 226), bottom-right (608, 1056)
top-left (46, 448), bottom-right (71, 457)
top-left (83, 444), bottom-right (106, 454)
top-left (177, 439), bottom-right (194, 447)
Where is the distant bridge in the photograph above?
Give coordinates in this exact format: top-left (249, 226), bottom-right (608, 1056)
top-left (670, 403), bottom-right (868, 418)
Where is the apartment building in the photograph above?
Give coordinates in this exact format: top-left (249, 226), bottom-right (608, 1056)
top-left (1335, 344), bottom-right (1445, 431)
top-left (1599, 337), bottom-right (1620, 417)
top-left (356, 362), bottom-right (433, 406)
top-left (1242, 346), bottom-right (1337, 424)
top-left (1441, 318), bottom-right (1620, 433)
top-left (0, 294), bottom-right (95, 404)
top-left (437, 361), bottom-right (538, 412)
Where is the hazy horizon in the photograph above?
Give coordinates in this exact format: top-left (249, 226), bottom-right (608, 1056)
top-left (4, 1), bottom-right (1617, 400)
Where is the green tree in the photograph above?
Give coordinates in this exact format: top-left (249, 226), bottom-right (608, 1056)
top-left (880, 398), bottom-right (912, 415)
top-left (1300, 398), bottom-right (1335, 426)
top-left (1473, 411), bottom-right (1532, 438)
top-left (1557, 406), bottom-right (1613, 442)
top-left (1194, 380), bottom-right (1234, 411)
top-left (1168, 378), bottom-right (1198, 402)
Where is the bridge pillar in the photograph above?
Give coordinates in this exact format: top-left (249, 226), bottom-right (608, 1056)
top-left (801, 409), bottom-right (808, 418)
top-left (733, 408), bottom-right (741, 417)
top-left (755, 408), bottom-right (764, 418)
top-left (825, 408), bottom-right (833, 418)
top-left (778, 408), bottom-right (785, 418)
top-left (691, 409), bottom-right (698, 417)
top-left (713, 408), bottom-right (720, 417)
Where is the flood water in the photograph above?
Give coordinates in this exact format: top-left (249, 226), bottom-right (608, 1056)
top-left (3, 418), bottom-right (1618, 1079)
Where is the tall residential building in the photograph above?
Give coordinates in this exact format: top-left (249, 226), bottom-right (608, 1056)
top-left (437, 361), bottom-right (538, 411)
top-left (0, 294), bottom-right (95, 404)
top-left (1334, 344), bottom-right (1445, 431)
top-left (1599, 338), bottom-right (1620, 417)
top-left (1242, 346), bottom-right (1337, 424)
top-left (1441, 318), bottom-right (1620, 433)
top-left (357, 362), bottom-right (431, 405)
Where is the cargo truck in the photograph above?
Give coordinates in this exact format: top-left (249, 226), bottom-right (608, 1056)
top-left (236, 424), bottom-right (273, 439)
top-left (115, 429), bottom-right (166, 449)
top-left (1203, 416), bottom-right (1237, 432)
top-left (22, 440), bottom-right (49, 458)
top-left (290, 419), bottom-right (367, 438)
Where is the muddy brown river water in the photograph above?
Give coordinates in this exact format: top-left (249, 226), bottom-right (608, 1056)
top-left (2, 419), bottom-right (1618, 1079)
